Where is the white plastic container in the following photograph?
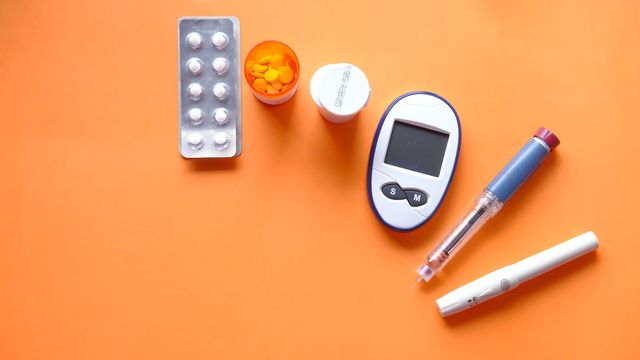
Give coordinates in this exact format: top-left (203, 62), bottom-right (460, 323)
top-left (310, 63), bottom-right (370, 123)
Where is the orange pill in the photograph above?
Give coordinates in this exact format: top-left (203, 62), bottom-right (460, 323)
top-left (264, 68), bottom-right (279, 82)
top-left (270, 54), bottom-right (284, 68)
top-left (271, 80), bottom-right (283, 90)
top-left (250, 72), bottom-right (264, 78)
top-left (278, 65), bottom-right (294, 83)
top-left (256, 55), bottom-right (272, 64)
top-left (266, 84), bottom-right (279, 94)
top-left (253, 78), bottom-right (267, 92)
top-left (252, 63), bottom-right (268, 73)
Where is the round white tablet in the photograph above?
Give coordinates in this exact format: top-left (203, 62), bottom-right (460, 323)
top-left (213, 108), bottom-right (229, 125)
top-left (212, 57), bottom-right (229, 74)
top-left (186, 58), bottom-right (202, 75)
top-left (185, 32), bottom-right (203, 49)
top-left (188, 83), bottom-right (203, 98)
top-left (213, 83), bottom-right (228, 99)
top-left (213, 132), bottom-right (230, 149)
top-left (211, 32), bottom-right (229, 49)
top-left (188, 108), bottom-right (203, 125)
top-left (187, 132), bottom-right (203, 146)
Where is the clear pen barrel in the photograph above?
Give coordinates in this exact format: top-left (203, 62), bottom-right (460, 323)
top-left (417, 189), bottom-right (503, 282)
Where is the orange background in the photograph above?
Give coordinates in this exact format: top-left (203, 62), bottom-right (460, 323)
top-left (1, 0), bottom-right (639, 359)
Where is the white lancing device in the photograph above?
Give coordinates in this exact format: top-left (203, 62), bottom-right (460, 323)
top-left (436, 231), bottom-right (599, 317)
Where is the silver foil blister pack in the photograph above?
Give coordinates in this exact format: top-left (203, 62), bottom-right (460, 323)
top-left (178, 17), bottom-right (241, 158)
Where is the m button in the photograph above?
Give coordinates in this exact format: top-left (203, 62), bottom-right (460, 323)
top-left (405, 190), bottom-right (428, 207)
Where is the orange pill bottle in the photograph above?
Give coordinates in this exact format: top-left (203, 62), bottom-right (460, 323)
top-left (244, 41), bottom-right (300, 105)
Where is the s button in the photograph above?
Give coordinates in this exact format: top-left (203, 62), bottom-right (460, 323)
top-left (382, 184), bottom-right (406, 200)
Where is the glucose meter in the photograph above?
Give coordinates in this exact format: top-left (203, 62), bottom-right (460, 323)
top-left (367, 92), bottom-right (461, 231)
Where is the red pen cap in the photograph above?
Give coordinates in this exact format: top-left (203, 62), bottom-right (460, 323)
top-left (534, 127), bottom-right (560, 151)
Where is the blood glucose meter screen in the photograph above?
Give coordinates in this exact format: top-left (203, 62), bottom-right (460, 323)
top-left (384, 121), bottom-right (449, 177)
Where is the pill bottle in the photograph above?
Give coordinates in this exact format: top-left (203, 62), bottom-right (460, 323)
top-left (310, 63), bottom-right (370, 123)
top-left (244, 41), bottom-right (300, 105)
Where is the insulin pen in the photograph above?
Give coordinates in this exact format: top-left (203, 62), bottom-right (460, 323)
top-left (416, 127), bottom-right (560, 284)
top-left (436, 231), bottom-right (598, 317)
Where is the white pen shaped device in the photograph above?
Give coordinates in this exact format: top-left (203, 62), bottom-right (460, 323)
top-left (436, 231), bottom-right (599, 317)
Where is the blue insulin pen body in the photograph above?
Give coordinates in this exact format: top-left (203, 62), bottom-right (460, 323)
top-left (416, 127), bottom-right (560, 283)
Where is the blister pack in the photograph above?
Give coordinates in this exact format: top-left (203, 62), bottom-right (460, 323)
top-left (178, 17), bottom-right (241, 158)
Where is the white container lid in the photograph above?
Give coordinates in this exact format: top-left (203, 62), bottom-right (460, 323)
top-left (310, 63), bottom-right (370, 123)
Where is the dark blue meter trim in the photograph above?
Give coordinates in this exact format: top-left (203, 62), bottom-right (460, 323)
top-left (367, 91), bottom-right (462, 232)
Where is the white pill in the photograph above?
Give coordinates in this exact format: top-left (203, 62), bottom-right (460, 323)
top-left (214, 132), bottom-right (230, 148)
top-left (188, 83), bottom-right (203, 98)
top-left (187, 58), bottom-right (202, 75)
top-left (213, 108), bottom-right (229, 125)
top-left (185, 32), bottom-right (203, 49)
top-left (188, 108), bottom-right (203, 123)
top-left (187, 132), bottom-right (203, 146)
top-left (213, 83), bottom-right (229, 99)
top-left (211, 32), bottom-right (229, 49)
top-left (212, 57), bottom-right (229, 74)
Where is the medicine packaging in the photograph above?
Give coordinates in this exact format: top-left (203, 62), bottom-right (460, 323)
top-left (178, 17), bottom-right (241, 158)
